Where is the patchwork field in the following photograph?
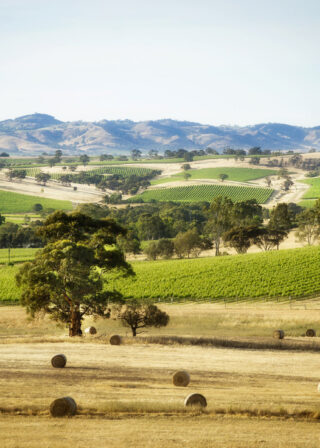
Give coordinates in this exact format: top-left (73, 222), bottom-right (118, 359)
top-left (130, 184), bottom-right (273, 203)
top-left (0, 190), bottom-right (72, 213)
top-left (1, 304), bottom-right (320, 448)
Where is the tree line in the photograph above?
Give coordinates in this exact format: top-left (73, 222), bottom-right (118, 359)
top-left (1, 197), bottom-right (320, 258)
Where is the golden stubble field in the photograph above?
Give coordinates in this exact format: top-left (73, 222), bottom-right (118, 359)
top-left (1, 303), bottom-right (320, 447)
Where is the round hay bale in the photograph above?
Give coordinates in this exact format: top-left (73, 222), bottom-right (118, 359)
top-left (184, 393), bottom-right (207, 408)
top-left (109, 334), bottom-right (121, 345)
top-left (84, 326), bottom-right (97, 335)
top-left (306, 329), bottom-right (316, 337)
top-left (51, 354), bottom-right (67, 368)
top-left (317, 383), bottom-right (320, 393)
top-left (50, 396), bottom-right (77, 417)
top-left (273, 330), bottom-right (285, 340)
top-left (172, 370), bottom-right (190, 387)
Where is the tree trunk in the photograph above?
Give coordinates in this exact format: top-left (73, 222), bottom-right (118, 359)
top-left (131, 326), bottom-right (137, 337)
top-left (69, 309), bottom-right (82, 336)
top-left (215, 238), bottom-right (220, 256)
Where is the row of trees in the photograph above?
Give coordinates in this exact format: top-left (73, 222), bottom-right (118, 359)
top-left (144, 229), bottom-right (211, 260)
top-left (75, 199), bottom-right (304, 257)
top-left (47, 170), bottom-right (160, 195)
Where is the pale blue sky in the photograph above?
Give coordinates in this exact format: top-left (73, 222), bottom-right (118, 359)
top-left (1, 0), bottom-right (320, 126)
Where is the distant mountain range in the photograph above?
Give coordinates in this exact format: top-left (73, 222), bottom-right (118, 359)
top-left (0, 113), bottom-right (320, 155)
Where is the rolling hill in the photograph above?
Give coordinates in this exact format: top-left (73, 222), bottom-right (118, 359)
top-left (1, 114), bottom-right (320, 155)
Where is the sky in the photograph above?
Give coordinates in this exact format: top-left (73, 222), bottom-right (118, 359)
top-left (1, 0), bottom-right (320, 126)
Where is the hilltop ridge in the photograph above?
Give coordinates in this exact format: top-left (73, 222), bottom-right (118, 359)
top-left (0, 114), bottom-right (320, 155)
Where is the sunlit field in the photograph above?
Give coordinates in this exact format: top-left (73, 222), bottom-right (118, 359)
top-left (2, 303), bottom-right (320, 447)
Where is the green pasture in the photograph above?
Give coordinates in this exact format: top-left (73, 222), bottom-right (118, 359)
top-left (176, 167), bottom-right (277, 181)
top-left (130, 184), bottom-right (273, 204)
top-left (298, 199), bottom-right (317, 208)
top-left (3, 214), bottom-right (41, 224)
top-left (0, 190), bottom-right (72, 213)
top-left (0, 248), bottom-right (38, 265)
top-left (151, 167), bottom-right (278, 185)
top-left (301, 177), bottom-right (320, 199)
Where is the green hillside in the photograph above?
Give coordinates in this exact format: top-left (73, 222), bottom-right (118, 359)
top-left (105, 246), bottom-right (320, 302)
top-left (0, 190), bottom-right (72, 213)
top-left (175, 167), bottom-right (278, 182)
top-left (3, 246), bottom-right (320, 304)
top-left (301, 177), bottom-right (320, 199)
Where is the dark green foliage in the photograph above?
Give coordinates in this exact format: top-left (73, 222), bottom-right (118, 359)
top-left (144, 239), bottom-right (175, 260)
top-left (16, 211), bottom-right (133, 336)
top-left (117, 300), bottom-right (169, 336)
top-left (0, 222), bottom-right (43, 249)
top-left (219, 173), bottom-right (228, 182)
top-left (144, 241), bottom-right (159, 260)
top-left (174, 228), bottom-right (206, 258)
top-left (32, 203), bottom-right (43, 212)
top-left (156, 239), bottom-right (175, 259)
top-left (35, 172), bottom-right (51, 185)
top-left (205, 197), bottom-right (233, 256)
top-left (80, 154), bottom-right (90, 165)
top-left (6, 169), bottom-right (27, 180)
top-left (117, 230), bottom-right (141, 256)
top-left (223, 225), bottom-right (261, 254)
top-left (104, 193), bottom-right (123, 204)
top-left (269, 203), bottom-right (292, 231)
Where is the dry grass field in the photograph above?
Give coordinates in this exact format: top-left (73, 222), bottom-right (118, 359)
top-left (2, 303), bottom-right (320, 447)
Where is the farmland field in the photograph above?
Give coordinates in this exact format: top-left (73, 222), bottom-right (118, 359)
top-left (2, 246), bottom-right (320, 303)
top-left (30, 166), bottom-right (157, 180)
top-left (91, 166), bottom-right (156, 176)
top-left (0, 190), bottom-right (72, 213)
top-left (130, 184), bottom-right (273, 203)
top-left (301, 177), bottom-right (320, 199)
top-left (299, 199), bottom-right (317, 208)
top-left (175, 167), bottom-right (278, 182)
top-left (0, 248), bottom-right (38, 265)
top-left (2, 303), bottom-right (320, 448)
top-left (106, 246), bottom-right (320, 301)
top-left (3, 213), bottom-right (41, 224)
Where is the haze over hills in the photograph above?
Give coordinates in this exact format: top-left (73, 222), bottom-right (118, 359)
top-left (0, 113), bottom-right (320, 155)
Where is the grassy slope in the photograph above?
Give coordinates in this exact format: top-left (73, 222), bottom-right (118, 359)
top-left (301, 177), bottom-right (320, 199)
top-left (106, 246), bottom-right (320, 301)
top-left (299, 199), bottom-right (317, 208)
top-left (4, 246), bottom-right (320, 303)
top-left (176, 167), bottom-right (277, 182)
top-left (0, 190), bottom-right (72, 213)
top-left (4, 245), bottom-right (320, 303)
top-left (151, 167), bottom-right (278, 185)
top-left (131, 184), bottom-right (273, 203)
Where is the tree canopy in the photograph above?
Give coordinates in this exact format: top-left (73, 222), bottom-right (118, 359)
top-left (16, 211), bottom-right (133, 336)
